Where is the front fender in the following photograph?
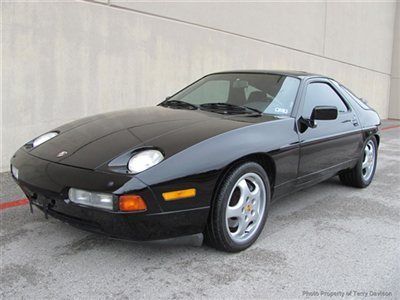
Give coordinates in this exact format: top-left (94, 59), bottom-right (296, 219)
top-left (136, 118), bottom-right (299, 211)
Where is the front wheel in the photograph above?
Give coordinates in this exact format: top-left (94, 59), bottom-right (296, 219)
top-left (204, 162), bottom-right (270, 252)
top-left (339, 136), bottom-right (378, 188)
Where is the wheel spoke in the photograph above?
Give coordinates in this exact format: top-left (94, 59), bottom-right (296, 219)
top-left (237, 179), bottom-right (251, 201)
top-left (250, 210), bottom-right (259, 223)
top-left (368, 145), bottom-right (373, 155)
top-left (250, 183), bottom-right (260, 199)
top-left (362, 159), bottom-right (369, 169)
top-left (252, 197), bottom-right (261, 212)
top-left (226, 204), bottom-right (243, 219)
top-left (238, 218), bottom-right (247, 236)
top-left (369, 149), bottom-right (374, 161)
top-left (234, 216), bottom-right (249, 237)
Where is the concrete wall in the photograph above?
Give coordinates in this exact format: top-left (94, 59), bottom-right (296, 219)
top-left (389, 3), bottom-right (400, 119)
top-left (1, 0), bottom-right (398, 172)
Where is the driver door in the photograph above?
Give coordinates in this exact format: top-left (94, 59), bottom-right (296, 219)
top-left (297, 79), bottom-right (363, 185)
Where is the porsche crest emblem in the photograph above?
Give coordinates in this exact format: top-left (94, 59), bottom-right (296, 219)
top-left (57, 150), bottom-right (68, 158)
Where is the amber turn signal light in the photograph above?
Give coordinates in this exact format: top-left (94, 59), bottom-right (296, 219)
top-left (162, 188), bottom-right (196, 201)
top-left (119, 195), bottom-right (147, 212)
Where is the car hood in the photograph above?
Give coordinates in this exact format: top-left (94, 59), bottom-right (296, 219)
top-left (28, 106), bottom-right (281, 170)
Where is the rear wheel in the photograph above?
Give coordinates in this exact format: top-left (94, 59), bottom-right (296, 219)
top-left (204, 162), bottom-right (270, 252)
top-left (339, 136), bottom-right (377, 188)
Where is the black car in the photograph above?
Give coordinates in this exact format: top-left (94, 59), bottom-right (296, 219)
top-left (11, 71), bottom-right (380, 252)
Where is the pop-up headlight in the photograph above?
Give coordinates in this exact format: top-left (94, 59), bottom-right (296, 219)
top-left (127, 149), bottom-right (164, 174)
top-left (32, 131), bottom-right (58, 148)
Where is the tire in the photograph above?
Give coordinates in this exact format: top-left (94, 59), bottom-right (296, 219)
top-left (339, 136), bottom-right (378, 188)
top-left (204, 162), bottom-right (271, 252)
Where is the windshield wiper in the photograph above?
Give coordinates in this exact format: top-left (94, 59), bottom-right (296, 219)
top-left (241, 105), bottom-right (263, 114)
top-left (200, 102), bottom-right (244, 112)
top-left (200, 102), bottom-right (262, 115)
top-left (160, 100), bottom-right (198, 110)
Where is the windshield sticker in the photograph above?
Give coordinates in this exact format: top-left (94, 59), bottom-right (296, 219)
top-left (275, 107), bottom-right (288, 114)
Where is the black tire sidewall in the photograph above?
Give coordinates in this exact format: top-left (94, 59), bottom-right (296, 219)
top-left (215, 162), bottom-right (271, 251)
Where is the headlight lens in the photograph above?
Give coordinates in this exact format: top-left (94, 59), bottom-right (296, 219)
top-left (32, 131), bottom-right (58, 148)
top-left (68, 188), bottom-right (114, 210)
top-left (127, 149), bottom-right (164, 173)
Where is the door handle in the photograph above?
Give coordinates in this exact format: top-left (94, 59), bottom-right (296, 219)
top-left (342, 118), bottom-right (359, 126)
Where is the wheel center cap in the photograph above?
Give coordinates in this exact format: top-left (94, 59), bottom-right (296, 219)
top-left (245, 204), bottom-right (252, 212)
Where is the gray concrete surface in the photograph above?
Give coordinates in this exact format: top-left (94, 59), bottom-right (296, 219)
top-left (2, 0), bottom-right (399, 172)
top-left (1, 121), bottom-right (399, 299)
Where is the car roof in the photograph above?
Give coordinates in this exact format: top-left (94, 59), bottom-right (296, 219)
top-left (209, 70), bottom-right (325, 79)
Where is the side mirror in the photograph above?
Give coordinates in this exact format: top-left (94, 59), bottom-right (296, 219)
top-left (298, 106), bottom-right (338, 133)
top-left (165, 96), bottom-right (172, 100)
top-left (311, 106), bottom-right (338, 121)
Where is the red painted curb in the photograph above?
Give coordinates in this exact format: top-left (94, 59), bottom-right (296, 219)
top-left (0, 198), bottom-right (29, 210)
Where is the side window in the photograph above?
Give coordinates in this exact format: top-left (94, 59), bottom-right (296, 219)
top-left (303, 83), bottom-right (348, 118)
top-left (180, 80), bottom-right (229, 104)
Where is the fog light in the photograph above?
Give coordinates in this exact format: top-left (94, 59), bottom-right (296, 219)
top-left (119, 195), bottom-right (147, 212)
top-left (68, 188), bottom-right (114, 210)
top-left (11, 165), bottom-right (19, 179)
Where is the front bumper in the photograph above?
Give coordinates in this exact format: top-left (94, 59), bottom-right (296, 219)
top-left (11, 149), bottom-right (209, 240)
top-left (30, 197), bottom-right (209, 240)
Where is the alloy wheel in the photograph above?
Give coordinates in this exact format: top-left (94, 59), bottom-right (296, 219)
top-left (225, 172), bottom-right (266, 244)
top-left (362, 140), bottom-right (376, 181)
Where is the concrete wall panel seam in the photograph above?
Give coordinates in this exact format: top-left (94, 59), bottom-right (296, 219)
top-left (79, 0), bottom-right (391, 76)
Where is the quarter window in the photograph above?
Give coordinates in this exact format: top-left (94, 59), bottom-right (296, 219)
top-left (340, 84), bottom-right (371, 110)
top-left (303, 83), bottom-right (348, 118)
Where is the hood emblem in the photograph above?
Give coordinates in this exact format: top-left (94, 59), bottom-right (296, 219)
top-left (57, 150), bottom-right (68, 158)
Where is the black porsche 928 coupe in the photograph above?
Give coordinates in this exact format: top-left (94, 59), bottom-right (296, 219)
top-left (11, 71), bottom-right (380, 252)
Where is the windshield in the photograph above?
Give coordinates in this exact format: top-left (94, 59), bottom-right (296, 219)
top-left (169, 73), bottom-right (300, 116)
